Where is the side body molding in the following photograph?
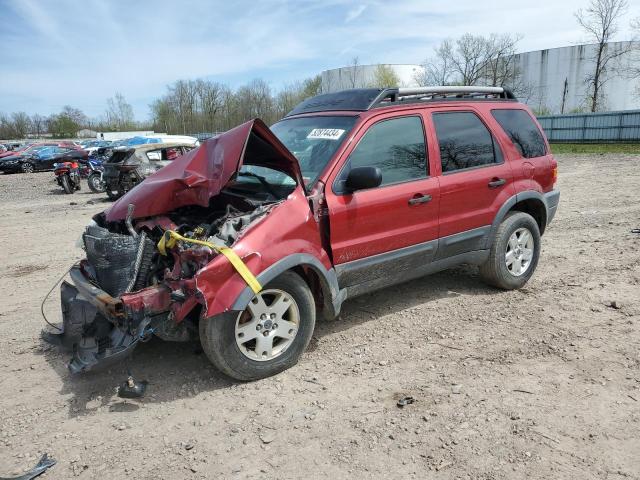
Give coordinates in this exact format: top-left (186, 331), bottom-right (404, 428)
top-left (231, 253), bottom-right (345, 320)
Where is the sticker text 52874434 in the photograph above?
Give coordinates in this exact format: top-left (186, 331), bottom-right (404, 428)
top-left (306, 128), bottom-right (346, 141)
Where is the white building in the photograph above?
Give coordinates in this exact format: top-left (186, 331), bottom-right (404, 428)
top-left (321, 64), bottom-right (425, 93)
top-left (515, 41), bottom-right (640, 113)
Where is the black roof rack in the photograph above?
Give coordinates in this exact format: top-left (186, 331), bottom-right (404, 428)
top-left (286, 86), bottom-right (517, 117)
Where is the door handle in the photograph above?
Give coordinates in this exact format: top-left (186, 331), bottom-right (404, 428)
top-left (488, 178), bottom-right (506, 189)
top-left (408, 194), bottom-right (432, 205)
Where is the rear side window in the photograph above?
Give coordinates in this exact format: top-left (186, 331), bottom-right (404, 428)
top-left (339, 116), bottom-right (427, 188)
top-left (433, 112), bottom-right (496, 173)
top-left (491, 109), bottom-right (546, 158)
top-left (109, 150), bottom-right (131, 163)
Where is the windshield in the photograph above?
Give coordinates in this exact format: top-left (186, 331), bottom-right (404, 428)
top-left (270, 115), bottom-right (357, 187)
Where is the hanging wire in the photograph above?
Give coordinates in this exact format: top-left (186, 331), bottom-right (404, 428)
top-left (40, 268), bottom-right (72, 332)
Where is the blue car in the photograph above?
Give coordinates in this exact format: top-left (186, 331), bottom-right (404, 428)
top-left (0, 146), bottom-right (88, 173)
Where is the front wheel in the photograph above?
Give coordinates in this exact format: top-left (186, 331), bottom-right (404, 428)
top-left (87, 173), bottom-right (106, 193)
top-left (199, 271), bottom-right (316, 381)
top-left (60, 174), bottom-right (74, 194)
top-left (21, 162), bottom-right (35, 173)
top-left (479, 211), bottom-right (541, 290)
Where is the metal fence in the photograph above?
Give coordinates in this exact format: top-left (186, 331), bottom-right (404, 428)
top-left (537, 110), bottom-right (640, 143)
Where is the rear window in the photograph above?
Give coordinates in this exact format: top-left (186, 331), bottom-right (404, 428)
top-left (491, 109), bottom-right (546, 158)
top-left (108, 150), bottom-right (132, 163)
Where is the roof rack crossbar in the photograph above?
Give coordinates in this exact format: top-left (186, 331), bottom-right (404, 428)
top-left (397, 86), bottom-right (508, 97)
top-left (369, 86), bottom-right (517, 109)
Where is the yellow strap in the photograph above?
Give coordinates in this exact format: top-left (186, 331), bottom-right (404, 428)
top-left (157, 230), bottom-right (262, 294)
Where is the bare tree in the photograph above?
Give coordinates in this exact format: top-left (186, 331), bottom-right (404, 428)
top-left (482, 34), bottom-right (523, 86)
top-left (348, 56), bottom-right (362, 88)
top-left (11, 112), bottom-right (31, 138)
top-left (418, 40), bottom-right (455, 86)
top-left (420, 34), bottom-right (523, 89)
top-left (451, 34), bottom-right (493, 85)
top-left (105, 93), bottom-right (135, 131)
top-left (31, 113), bottom-right (46, 137)
top-left (624, 17), bottom-right (640, 84)
top-left (575, 0), bottom-right (630, 112)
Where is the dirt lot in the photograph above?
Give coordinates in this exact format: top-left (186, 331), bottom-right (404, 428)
top-left (0, 154), bottom-right (639, 479)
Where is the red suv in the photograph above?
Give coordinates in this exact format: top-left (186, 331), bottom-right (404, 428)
top-left (46, 86), bottom-right (559, 380)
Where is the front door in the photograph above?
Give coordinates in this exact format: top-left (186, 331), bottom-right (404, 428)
top-left (325, 113), bottom-right (440, 288)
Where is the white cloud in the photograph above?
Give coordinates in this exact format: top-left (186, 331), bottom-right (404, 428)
top-left (345, 5), bottom-right (367, 23)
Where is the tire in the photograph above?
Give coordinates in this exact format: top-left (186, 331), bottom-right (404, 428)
top-left (479, 211), bottom-right (541, 290)
top-left (61, 174), bottom-right (74, 194)
top-left (21, 162), bottom-right (35, 173)
top-left (200, 271), bottom-right (316, 381)
top-left (87, 173), bottom-right (106, 193)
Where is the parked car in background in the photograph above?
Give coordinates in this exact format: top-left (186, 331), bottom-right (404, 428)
top-left (103, 142), bottom-right (195, 199)
top-left (82, 140), bottom-right (112, 156)
top-left (0, 145), bottom-right (88, 173)
top-left (118, 135), bottom-right (199, 147)
top-left (0, 141), bottom-right (82, 159)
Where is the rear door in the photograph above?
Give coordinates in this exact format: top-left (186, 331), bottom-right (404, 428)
top-left (427, 108), bottom-right (515, 259)
top-left (325, 112), bottom-right (440, 288)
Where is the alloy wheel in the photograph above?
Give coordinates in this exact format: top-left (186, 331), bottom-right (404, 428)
top-left (505, 227), bottom-right (534, 276)
top-left (235, 289), bottom-right (300, 361)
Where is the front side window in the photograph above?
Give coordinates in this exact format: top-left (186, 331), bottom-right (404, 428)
top-left (433, 112), bottom-right (497, 173)
top-left (337, 116), bottom-right (427, 190)
top-left (491, 109), bottom-right (546, 158)
top-left (270, 115), bottom-right (358, 188)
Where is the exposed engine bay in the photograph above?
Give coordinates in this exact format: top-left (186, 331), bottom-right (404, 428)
top-left (48, 190), bottom-right (279, 373)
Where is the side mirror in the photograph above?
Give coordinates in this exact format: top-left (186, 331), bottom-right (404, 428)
top-left (345, 166), bottom-right (382, 192)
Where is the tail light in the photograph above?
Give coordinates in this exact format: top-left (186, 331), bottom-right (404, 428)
top-left (552, 166), bottom-right (558, 187)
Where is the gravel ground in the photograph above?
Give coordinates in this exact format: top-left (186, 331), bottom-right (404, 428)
top-left (0, 155), bottom-right (639, 479)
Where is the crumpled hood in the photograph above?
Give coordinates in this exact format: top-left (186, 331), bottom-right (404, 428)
top-left (106, 118), bottom-right (303, 221)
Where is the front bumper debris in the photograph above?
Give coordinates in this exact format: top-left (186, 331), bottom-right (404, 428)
top-left (43, 264), bottom-right (170, 373)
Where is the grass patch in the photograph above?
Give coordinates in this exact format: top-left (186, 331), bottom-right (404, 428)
top-left (550, 143), bottom-right (640, 154)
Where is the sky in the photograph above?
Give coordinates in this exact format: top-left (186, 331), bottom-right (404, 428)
top-left (1, 0), bottom-right (639, 120)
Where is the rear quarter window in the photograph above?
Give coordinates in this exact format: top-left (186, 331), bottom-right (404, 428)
top-left (491, 109), bottom-right (546, 158)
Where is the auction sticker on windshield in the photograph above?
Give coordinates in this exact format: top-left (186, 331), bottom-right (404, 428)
top-left (307, 129), bottom-right (345, 140)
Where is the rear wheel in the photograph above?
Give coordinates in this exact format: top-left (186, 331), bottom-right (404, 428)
top-left (61, 174), bottom-right (74, 194)
top-left (21, 162), bottom-right (35, 173)
top-left (479, 211), bottom-right (541, 289)
top-left (87, 173), bottom-right (106, 193)
top-left (200, 271), bottom-right (315, 381)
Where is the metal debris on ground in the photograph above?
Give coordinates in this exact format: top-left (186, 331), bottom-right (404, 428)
top-left (0, 453), bottom-right (56, 480)
top-left (396, 396), bottom-right (415, 408)
top-left (117, 375), bottom-right (148, 399)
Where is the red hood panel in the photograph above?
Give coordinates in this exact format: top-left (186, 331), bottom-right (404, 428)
top-left (105, 118), bottom-right (303, 221)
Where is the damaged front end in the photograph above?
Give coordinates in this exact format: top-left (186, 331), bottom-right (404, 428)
top-left (44, 119), bottom-right (322, 373)
top-left (46, 191), bottom-right (277, 373)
